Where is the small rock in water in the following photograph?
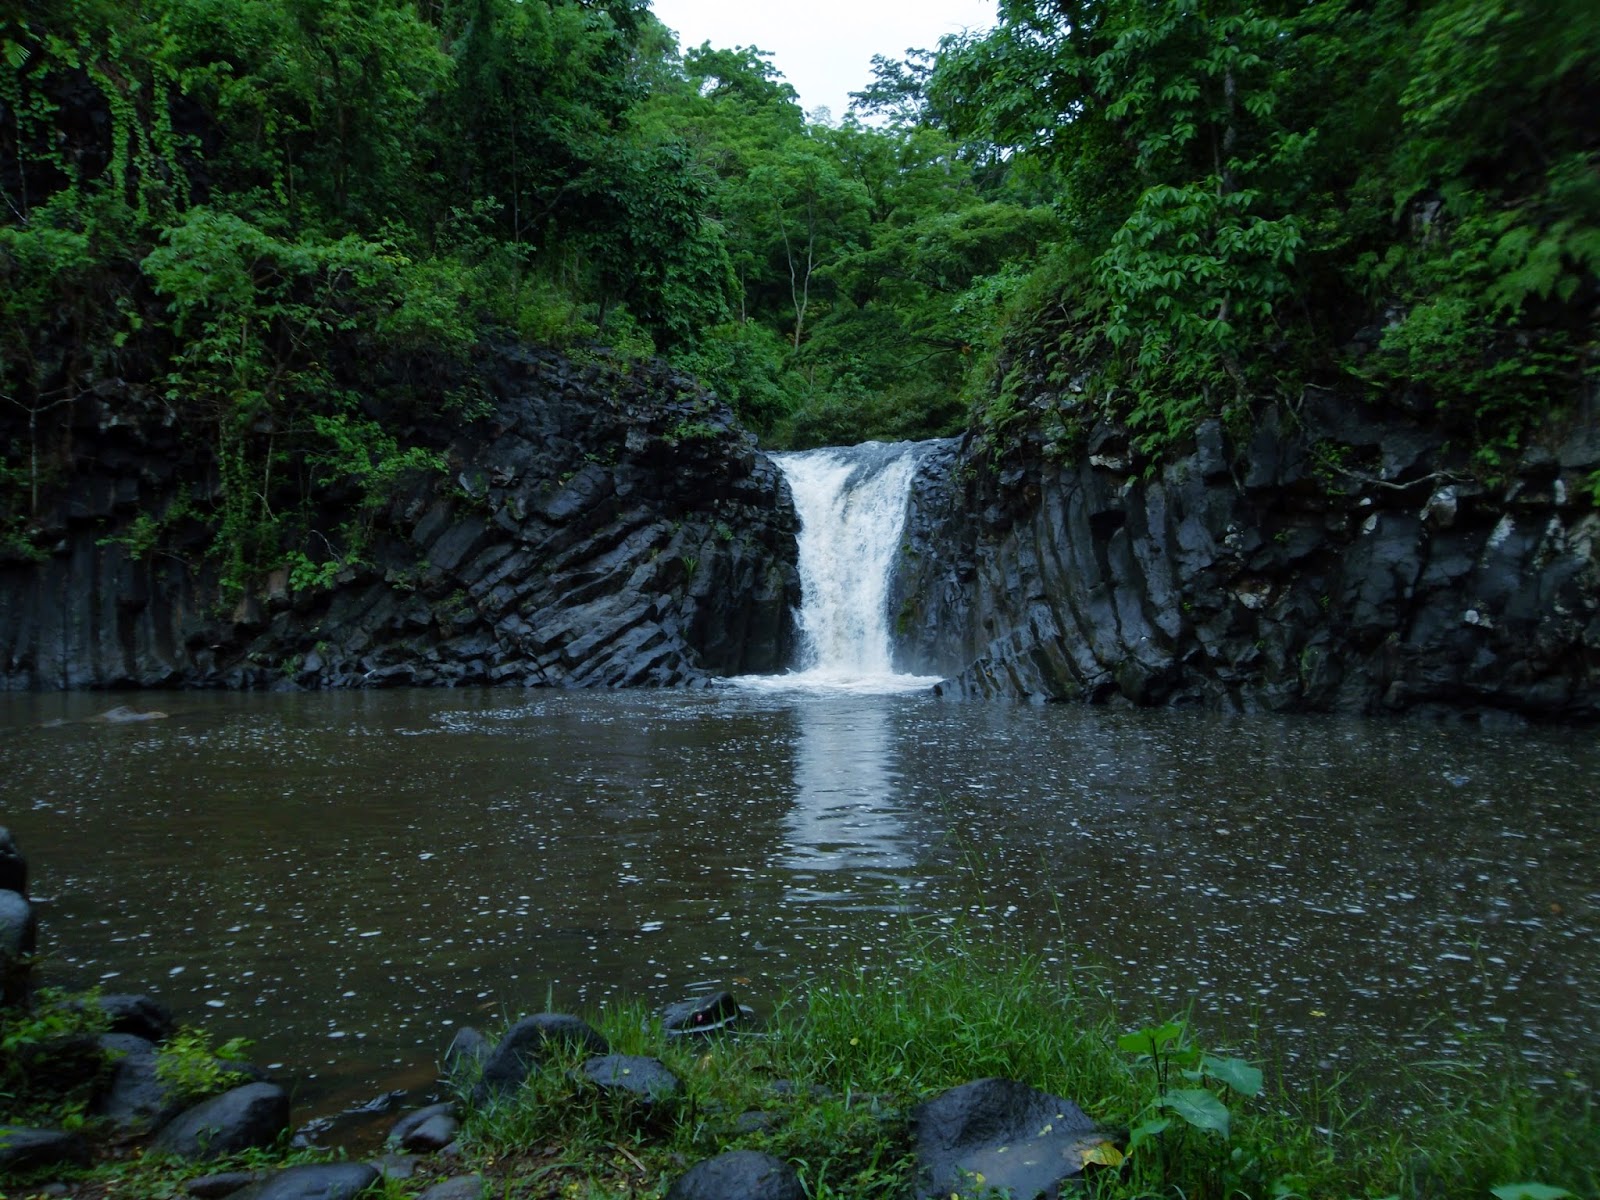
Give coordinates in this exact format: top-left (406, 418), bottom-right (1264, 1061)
top-left (661, 991), bottom-right (748, 1036)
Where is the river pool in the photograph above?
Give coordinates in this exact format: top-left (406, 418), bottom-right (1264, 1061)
top-left (3, 688), bottom-right (1596, 1120)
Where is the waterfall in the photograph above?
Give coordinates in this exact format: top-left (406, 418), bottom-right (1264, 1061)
top-left (738, 440), bottom-right (941, 695)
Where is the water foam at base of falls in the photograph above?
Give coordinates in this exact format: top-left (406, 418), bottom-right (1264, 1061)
top-left (732, 440), bottom-right (943, 696)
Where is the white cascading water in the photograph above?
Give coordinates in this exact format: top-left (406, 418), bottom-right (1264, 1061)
top-left (738, 440), bottom-right (942, 695)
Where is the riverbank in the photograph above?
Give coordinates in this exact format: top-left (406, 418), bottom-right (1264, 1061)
top-left (4, 933), bottom-right (1594, 1200)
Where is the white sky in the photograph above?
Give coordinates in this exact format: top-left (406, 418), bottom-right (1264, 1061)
top-left (648, 0), bottom-right (1000, 123)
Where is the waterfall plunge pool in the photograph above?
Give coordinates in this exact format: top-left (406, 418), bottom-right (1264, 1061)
top-left (4, 688), bottom-right (1597, 1119)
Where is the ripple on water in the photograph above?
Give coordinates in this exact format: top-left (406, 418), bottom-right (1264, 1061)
top-left (1, 690), bottom-right (1595, 1115)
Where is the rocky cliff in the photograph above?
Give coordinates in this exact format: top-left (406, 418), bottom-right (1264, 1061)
top-left (891, 389), bottom-right (1600, 721)
top-left (0, 343), bottom-right (799, 689)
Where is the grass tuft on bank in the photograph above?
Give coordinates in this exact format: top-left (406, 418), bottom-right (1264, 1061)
top-left (448, 930), bottom-right (1597, 1199)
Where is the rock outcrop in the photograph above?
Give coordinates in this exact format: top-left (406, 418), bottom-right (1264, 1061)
top-left (893, 390), bottom-right (1600, 721)
top-left (0, 344), bottom-right (798, 691)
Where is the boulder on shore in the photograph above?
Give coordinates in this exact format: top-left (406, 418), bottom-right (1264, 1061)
top-left (665, 1149), bottom-right (804, 1200)
top-left (476, 1013), bottom-right (609, 1097)
top-left (152, 1082), bottom-right (291, 1160)
top-left (912, 1077), bottom-right (1109, 1200)
top-left (0, 1125), bottom-right (91, 1173)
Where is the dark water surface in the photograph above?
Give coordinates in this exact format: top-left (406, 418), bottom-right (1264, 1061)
top-left (3, 690), bottom-right (1596, 1116)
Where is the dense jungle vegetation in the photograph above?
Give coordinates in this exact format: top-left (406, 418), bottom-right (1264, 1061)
top-left (2, 0), bottom-right (1597, 588)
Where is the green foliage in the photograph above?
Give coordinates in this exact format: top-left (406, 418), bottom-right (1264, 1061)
top-left (0, 988), bottom-right (110, 1127)
top-left (154, 1027), bottom-right (255, 1105)
top-left (934, 0), bottom-right (1598, 468)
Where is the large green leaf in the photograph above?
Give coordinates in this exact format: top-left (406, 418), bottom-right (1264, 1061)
top-left (1160, 1087), bottom-right (1231, 1137)
top-left (1201, 1054), bottom-right (1263, 1097)
top-left (1117, 1021), bottom-right (1185, 1055)
top-left (1126, 1116), bottom-right (1171, 1154)
top-left (1490, 1185), bottom-right (1573, 1200)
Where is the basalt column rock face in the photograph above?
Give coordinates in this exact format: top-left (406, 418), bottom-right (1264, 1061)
top-left (892, 390), bottom-right (1600, 721)
top-left (0, 344), bottom-right (799, 690)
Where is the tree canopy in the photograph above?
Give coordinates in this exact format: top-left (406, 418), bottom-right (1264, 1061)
top-left (2, 0), bottom-right (1595, 579)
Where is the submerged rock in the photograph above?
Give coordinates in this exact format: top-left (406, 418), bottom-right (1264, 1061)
top-left (661, 991), bottom-right (747, 1036)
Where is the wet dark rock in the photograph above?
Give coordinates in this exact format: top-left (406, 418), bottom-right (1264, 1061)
top-left (911, 1078), bottom-right (1103, 1200)
top-left (227, 1162), bottom-right (379, 1200)
top-left (896, 390), bottom-right (1600, 719)
top-left (186, 1172), bottom-right (264, 1198)
top-left (0, 890), bottom-right (35, 957)
top-left (0, 345), bottom-right (798, 693)
top-left (0, 827), bottom-right (26, 895)
top-left (665, 1149), bottom-right (804, 1200)
top-left (442, 1025), bottom-right (491, 1072)
top-left (0, 889), bottom-right (34, 1004)
top-left (91, 1032), bottom-right (185, 1133)
top-left (734, 1110), bottom-right (781, 1135)
top-left (152, 1082), bottom-right (291, 1160)
top-left (661, 991), bottom-right (746, 1035)
top-left (579, 1054), bottom-right (682, 1105)
top-left (388, 1103), bottom-right (459, 1152)
top-left (95, 993), bottom-right (177, 1043)
top-left (415, 1176), bottom-right (485, 1200)
top-left (370, 1154), bottom-right (419, 1181)
top-left (477, 1013), bottom-right (609, 1097)
top-left (0, 1126), bottom-right (91, 1172)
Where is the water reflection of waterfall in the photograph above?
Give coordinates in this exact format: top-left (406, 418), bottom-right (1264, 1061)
top-left (736, 440), bottom-right (943, 695)
top-left (781, 699), bottom-right (914, 899)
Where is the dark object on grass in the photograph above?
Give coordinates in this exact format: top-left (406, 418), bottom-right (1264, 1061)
top-left (665, 1149), bottom-right (804, 1200)
top-left (0, 1126), bottom-right (91, 1173)
top-left (912, 1077), bottom-right (1110, 1200)
top-left (579, 1054), bottom-right (682, 1106)
top-left (415, 1176), bottom-right (484, 1200)
top-left (476, 1014), bottom-right (609, 1097)
top-left (186, 1172), bottom-right (263, 1198)
top-left (227, 1162), bottom-right (379, 1200)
